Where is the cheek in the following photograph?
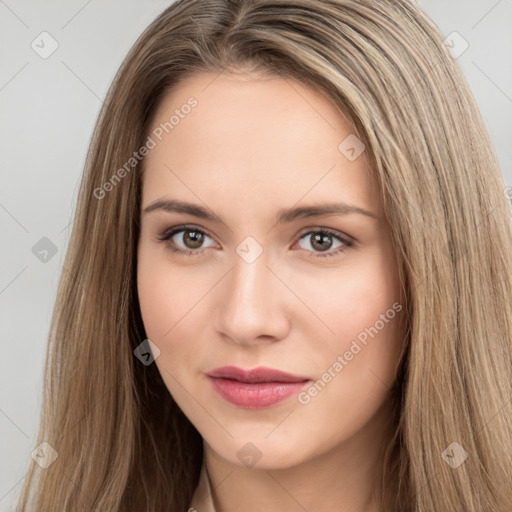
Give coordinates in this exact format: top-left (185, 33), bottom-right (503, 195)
top-left (137, 246), bottom-right (197, 341)
top-left (292, 276), bottom-right (403, 448)
top-left (299, 250), bottom-right (403, 405)
top-left (137, 266), bottom-right (195, 403)
top-left (136, 253), bottom-right (209, 380)
top-left (137, 274), bottom-right (171, 343)
top-left (306, 253), bottom-right (401, 350)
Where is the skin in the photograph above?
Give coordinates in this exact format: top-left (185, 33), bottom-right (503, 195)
top-left (137, 70), bottom-right (405, 512)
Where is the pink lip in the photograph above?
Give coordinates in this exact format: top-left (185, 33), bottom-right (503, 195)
top-left (207, 366), bottom-right (311, 409)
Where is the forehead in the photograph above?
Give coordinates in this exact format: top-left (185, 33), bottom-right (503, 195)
top-left (141, 72), bottom-right (380, 217)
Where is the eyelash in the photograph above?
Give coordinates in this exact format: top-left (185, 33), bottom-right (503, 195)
top-left (157, 224), bottom-right (354, 259)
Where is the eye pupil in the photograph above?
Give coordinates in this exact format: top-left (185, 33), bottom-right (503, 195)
top-left (311, 233), bottom-right (333, 251)
top-left (183, 230), bottom-right (204, 249)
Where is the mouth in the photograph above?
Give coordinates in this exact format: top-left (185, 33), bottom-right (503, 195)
top-left (206, 366), bottom-right (311, 409)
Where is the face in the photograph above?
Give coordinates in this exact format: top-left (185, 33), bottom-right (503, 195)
top-left (137, 71), bottom-right (404, 470)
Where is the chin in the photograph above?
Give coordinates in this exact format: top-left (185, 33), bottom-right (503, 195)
top-left (204, 431), bottom-right (314, 470)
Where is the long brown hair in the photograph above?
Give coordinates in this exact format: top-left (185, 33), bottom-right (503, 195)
top-left (16, 0), bottom-right (512, 510)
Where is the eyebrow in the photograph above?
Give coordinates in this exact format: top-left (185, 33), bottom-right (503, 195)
top-left (142, 199), bottom-right (378, 224)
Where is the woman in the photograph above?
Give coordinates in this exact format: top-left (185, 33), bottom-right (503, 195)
top-left (16, 0), bottom-right (512, 511)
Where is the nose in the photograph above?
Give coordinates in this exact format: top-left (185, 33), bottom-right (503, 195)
top-left (214, 247), bottom-right (290, 347)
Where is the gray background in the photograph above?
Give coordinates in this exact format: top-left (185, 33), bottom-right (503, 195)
top-left (1, 1), bottom-right (511, 509)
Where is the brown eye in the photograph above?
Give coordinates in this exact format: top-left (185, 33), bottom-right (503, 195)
top-left (296, 229), bottom-right (353, 258)
top-left (310, 232), bottom-right (333, 251)
top-left (158, 225), bottom-right (216, 256)
top-left (181, 229), bottom-right (204, 249)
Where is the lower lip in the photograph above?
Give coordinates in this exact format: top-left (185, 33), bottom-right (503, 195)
top-left (208, 377), bottom-right (309, 409)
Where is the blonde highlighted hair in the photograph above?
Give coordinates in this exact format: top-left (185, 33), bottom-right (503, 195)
top-left (17, 0), bottom-right (512, 510)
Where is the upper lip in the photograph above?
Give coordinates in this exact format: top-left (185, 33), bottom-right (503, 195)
top-left (207, 365), bottom-right (310, 383)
